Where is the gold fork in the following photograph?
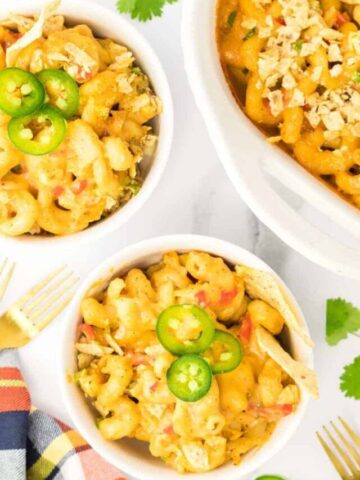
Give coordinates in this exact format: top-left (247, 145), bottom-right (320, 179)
top-left (0, 266), bottom-right (78, 349)
top-left (0, 257), bottom-right (16, 301)
top-left (317, 417), bottom-right (360, 480)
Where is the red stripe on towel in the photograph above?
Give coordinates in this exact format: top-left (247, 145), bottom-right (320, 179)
top-left (0, 387), bottom-right (30, 412)
top-left (0, 367), bottom-right (23, 381)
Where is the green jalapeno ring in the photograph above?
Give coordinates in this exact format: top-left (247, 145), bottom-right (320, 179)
top-left (8, 106), bottom-right (67, 156)
top-left (0, 68), bottom-right (45, 117)
top-left (37, 69), bottom-right (80, 119)
top-left (255, 476), bottom-right (286, 480)
top-left (156, 304), bottom-right (215, 355)
top-left (203, 329), bottom-right (243, 374)
top-left (167, 354), bottom-right (212, 402)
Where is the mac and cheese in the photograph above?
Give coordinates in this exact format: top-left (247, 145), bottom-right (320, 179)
top-left (75, 251), bottom-right (316, 473)
top-left (218, 0), bottom-right (360, 209)
top-left (0, 10), bottom-right (161, 236)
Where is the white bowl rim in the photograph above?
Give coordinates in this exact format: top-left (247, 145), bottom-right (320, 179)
top-left (0, 0), bottom-right (173, 250)
top-left (59, 234), bottom-right (313, 480)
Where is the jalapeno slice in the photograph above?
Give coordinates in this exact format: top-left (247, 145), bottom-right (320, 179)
top-left (255, 476), bottom-right (286, 480)
top-left (156, 304), bottom-right (215, 355)
top-left (167, 354), bottom-right (212, 402)
top-left (203, 329), bottom-right (243, 374)
top-left (8, 106), bottom-right (67, 156)
top-left (37, 69), bottom-right (79, 119)
top-left (0, 68), bottom-right (45, 117)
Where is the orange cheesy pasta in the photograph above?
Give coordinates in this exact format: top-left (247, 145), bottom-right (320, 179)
top-left (217, 0), bottom-right (360, 209)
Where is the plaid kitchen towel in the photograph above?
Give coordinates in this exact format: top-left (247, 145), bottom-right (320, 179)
top-left (0, 349), bottom-right (127, 480)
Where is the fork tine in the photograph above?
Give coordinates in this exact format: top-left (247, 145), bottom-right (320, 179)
top-left (317, 431), bottom-right (349, 479)
top-left (24, 270), bottom-right (74, 314)
top-left (15, 265), bottom-right (67, 307)
top-left (0, 260), bottom-right (15, 301)
top-left (324, 425), bottom-right (359, 477)
top-left (332, 420), bottom-right (360, 468)
top-left (0, 258), bottom-right (8, 275)
top-left (36, 295), bottom-right (73, 332)
top-left (29, 277), bottom-right (79, 322)
top-left (340, 418), bottom-right (360, 451)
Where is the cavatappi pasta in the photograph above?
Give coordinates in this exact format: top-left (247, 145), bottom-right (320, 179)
top-left (75, 251), bottom-right (307, 474)
top-left (0, 11), bottom-right (161, 236)
top-left (217, 0), bottom-right (360, 210)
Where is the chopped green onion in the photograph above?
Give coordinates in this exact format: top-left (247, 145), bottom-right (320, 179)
top-left (228, 11), bottom-right (237, 27)
top-left (243, 27), bottom-right (256, 41)
top-left (352, 71), bottom-right (360, 84)
top-left (293, 39), bottom-right (304, 53)
top-left (126, 178), bottom-right (142, 195)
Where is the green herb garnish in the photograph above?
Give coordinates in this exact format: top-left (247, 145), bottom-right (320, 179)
top-left (243, 27), bottom-right (256, 41)
top-left (126, 178), bottom-right (142, 195)
top-left (352, 71), bottom-right (360, 84)
top-left (326, 298), bottom-right (360, 401)
top-left (340, 356), bottom-right (360, 400)
top-left (116, 0), bottom-right (178, 21)
top-left (228, 11), bottom-right (237, 27)
top-left (293, 39), bottom-right (304, 54)
top-left (326, 298), bottom-right (360, 346)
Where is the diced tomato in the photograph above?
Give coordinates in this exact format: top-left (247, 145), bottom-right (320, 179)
top-left (2, 32), bottom-right (22, 50)
top-left (163, 425), bottom-right (174, 435)
top-left (282, 89), bottom-right (292, 107)
top-left (150, 382), bottom-right (159, 392)
top-left (74, 65), bottom-right (93, 83)
top-left (128, 351), bottom-right (149, 366)
top-left (335, 11), bottom-right (349, 28)
top-left (238, 314), bottom-right (252, 343)
top-left (302, 103), bottom-right (311, 112)
top-left (263, 98), bottom-right (272, 115)
top-left (195, 290), bottom-right (208, 308)
top-left (78, 323), bottom-right (95, 341)
top-left (248, 403), bottom-right (294, 420)
top-left (71, 179), bottom-right (88, 195)
top-left (218, 288), bottom-right (238, 307)
top-left (53, 185), bottom-right (65, 198)
top-left (275, 16), bottom-right (286, 26)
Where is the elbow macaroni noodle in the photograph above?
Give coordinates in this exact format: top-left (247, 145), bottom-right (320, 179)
top-left (0, 15), bottom-right (161, 236)
top-left (76, 251), bottom-right (302, 473)
top-left (218, 0), bottom-right (360, 210)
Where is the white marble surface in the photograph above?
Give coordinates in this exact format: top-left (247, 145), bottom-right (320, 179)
top-left (2, 1), bottom-right (360, 479)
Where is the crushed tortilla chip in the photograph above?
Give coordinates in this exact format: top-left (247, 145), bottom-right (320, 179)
top-left (256, 327), bottom-right (319, 399)
top-left (6, 0), bottom-right (61, 67)
top-left (236, 266), bottom-right (314, 347)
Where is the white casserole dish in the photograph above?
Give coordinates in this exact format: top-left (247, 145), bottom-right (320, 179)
top-left (182, 0), bottom-right (360, 280)
top-left (0, 0), bottom-right (173, 250)
top-left (59, 234), bottom-right (313, 480)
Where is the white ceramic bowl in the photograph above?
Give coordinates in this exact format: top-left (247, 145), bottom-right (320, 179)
top-left (59, 234), bottom-right (313, 480)
top-left (0, 0), bottom-right (173, 250)
top-left (182, 0), bottom-right (360, 280)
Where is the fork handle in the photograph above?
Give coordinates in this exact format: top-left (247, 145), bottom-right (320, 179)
top-left (0, 314), bottom-right (30, 349)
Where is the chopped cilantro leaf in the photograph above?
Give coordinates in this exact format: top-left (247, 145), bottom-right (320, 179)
top-left (116, 0), bottom-right (136, 14)
top-left (340, 356), bottom-right (360, 400)
top-left (243, 27), bottom-right (256, 41)
top-left (228, 11), bottom-right (237, 27)
top-left (293, 39), bottom-right (304, 54)
top-left (352, 72), bottom-right (360, 84)
top-left (116, 0), bottom-right (178, 21)
top-left (126, 178), bottom-right (142, 195)
top-left (326, 298), bottom-right (360, 346)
